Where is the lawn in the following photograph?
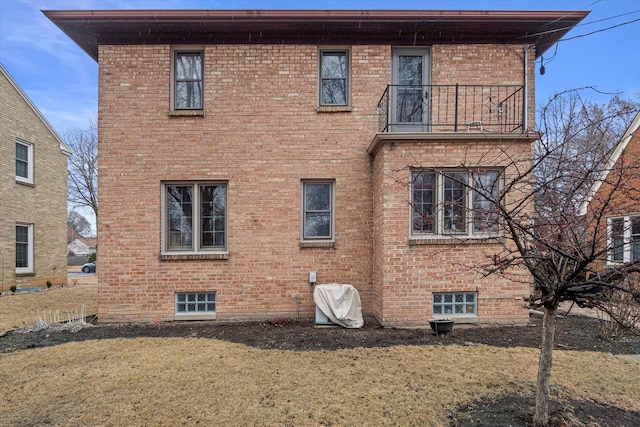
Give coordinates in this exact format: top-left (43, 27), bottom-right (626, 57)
top-left (0, 285), bottom-right (638, 426)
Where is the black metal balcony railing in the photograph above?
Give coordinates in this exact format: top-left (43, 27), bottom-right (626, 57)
top-left (377, 84), bottom-right (524, 133)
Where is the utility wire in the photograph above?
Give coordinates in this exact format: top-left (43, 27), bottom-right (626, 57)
top-left (575, 9), bottom-right (640, 27)
top-left (560, 17), bottom-right (640, 41)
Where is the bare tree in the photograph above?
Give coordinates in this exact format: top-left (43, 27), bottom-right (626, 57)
top-left (68, 209), bottom-right (92, 239)
top-left (404, 91), bottom-right (640, 425)
top-left (66, 119), bottom-right (98, 221)
top-left (487, 92), bottom-right (639, 425)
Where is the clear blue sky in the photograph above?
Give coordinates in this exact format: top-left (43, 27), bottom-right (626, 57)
top-left (1, 0), bottom-right (639, 138)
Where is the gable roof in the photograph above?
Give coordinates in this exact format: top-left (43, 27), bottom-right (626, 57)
top-left (44, 9), bottom-right (588, 62)
top-left (0, 63), bottom-right (72, 156)
top-left (579, 111), bottom-right (640, 216)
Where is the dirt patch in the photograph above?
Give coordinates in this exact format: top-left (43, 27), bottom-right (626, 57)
top-left (451, 394), bottom-right (640, 426)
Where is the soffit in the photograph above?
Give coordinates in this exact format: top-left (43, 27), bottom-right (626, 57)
top-left (43, 9), bottom-right (588, 62)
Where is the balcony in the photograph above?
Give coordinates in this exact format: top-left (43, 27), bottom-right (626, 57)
top-left (377, 84), bottom-right (525, 133)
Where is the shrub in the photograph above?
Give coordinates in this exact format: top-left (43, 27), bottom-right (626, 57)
top-left (46, 281), bottom-right (52, 288)
top-left (10, 285), bottom-right (17, 293)
top-left (88, 252), bottom-right (96, 263)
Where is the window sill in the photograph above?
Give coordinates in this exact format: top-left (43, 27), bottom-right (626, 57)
top-left (15, 272), bottom-right (35, 277)
top-left (175, 313), bottom-right (217, 321)
top-left (409, 236), bottom-right (504, 245)
top-left (169, 109), bottom-right (205, 117)
top-left (316, 105), bottom-right (352, 113)
top-left (15, 179), bottom-right (34, 187)
top-left (160, 252), bottom-right (229, 261)
top-left (433, 315), bottom-right (479, 324)
top-left (300, 241), bottom-right (335, 249)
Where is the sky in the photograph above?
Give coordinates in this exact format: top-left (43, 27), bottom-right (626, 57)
top-left (1, 0), bottom-right (639, 230)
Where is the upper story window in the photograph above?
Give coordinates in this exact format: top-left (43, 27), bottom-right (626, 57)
top-left (319, 49), bottom-right (349, 106)
top-left (172, 50), bottom-right (203, 110)
top-left (411, 169), bottom-right (502, 237)
top-left (15, 139), bottom-right (34, 184)
top-left (16, 223), bottom-right (34, 274)
top-left (162, 182), bottom-right (227, 254)
top-left (608, 215), bottom-right (640, 263)
top-left (302, 180), bottom-right (335, 241)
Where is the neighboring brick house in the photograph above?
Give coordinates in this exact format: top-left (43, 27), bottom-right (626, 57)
top-left (581, 112), bottom-right (640, 267)
top-left (0, 64), bottom-right (71, 291)
top-left (47, 9), bottom-right (586, 326)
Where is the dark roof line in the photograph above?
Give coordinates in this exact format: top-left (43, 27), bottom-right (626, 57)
top-left (43, 9), bottom-right (589, 61)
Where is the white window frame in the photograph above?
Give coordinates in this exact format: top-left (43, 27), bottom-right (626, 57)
top-left (301, 180), bottom-right (336, 242)
top-left (170, 47), bottom-right (204, 111)
top-left (175, 292), bottom-right (216, 320)
top-left (607, 215), bottom-right (640, 264)
top-left (410, 169), bottom-right (502, 238)
top-left (15, 139), bottom-right (34, 184)
top-left (15, 222), bottom-right (34, 274)
top-left (318, 48), bottom-right (351, 107)
top-left (432, 292), bottom-right (478, 318)
top-left (161, 182), bottom-right (228, 255)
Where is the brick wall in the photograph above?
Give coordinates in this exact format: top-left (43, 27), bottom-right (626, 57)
top-left (371, 139), bottom-right (534, 327)
top-left (0, 70), bottom-right (68, 292)
top-left (98, 42), bottom-right (535, 325)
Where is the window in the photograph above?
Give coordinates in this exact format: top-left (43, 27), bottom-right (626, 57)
top-left (173, 50), bottom-right (203, 110)
top-left (15, 140), bottom-right (33, 184)
top-left (175, 292), bottom-right (216, 315)
top-left (433, 292), bottom-right (477, 316)
top-left (163, 182), bottom-right (227, 254)
top-left (319, 49), bottom-right (349, 106)
top-left (608, 215), bottom-right (640, 263)
top-left (16, 223), bottom-right (34, 274)
top-left (411, 169), bottom-right (501, 237)
top-left (633, 217), bottom-right (640, 261)
top-left (610, 218), bottom-right (624, 263)
top-left (302, 181), bottom-right (335, 241)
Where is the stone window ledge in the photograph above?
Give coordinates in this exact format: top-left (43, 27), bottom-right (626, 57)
top-left (409, 236), bottom-right (505, 246)
top-left (169, 109), bottom-right (205, 117)
top-left (300, 241), bottom-right (335, 249)
top-left (160, 253), bottom-right (229, 261)
top-left (316, 106), bottom-right (352, 113)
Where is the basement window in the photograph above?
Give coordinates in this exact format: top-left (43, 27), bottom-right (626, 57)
top-left (175, 292), bottom-right (216, 319)
top-left (433, 292), bottom-right (477, 317)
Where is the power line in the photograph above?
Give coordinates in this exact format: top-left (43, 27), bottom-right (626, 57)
top-left (560, 17), bottom-right (640, 41)
top-left (576, 9), bottom-right (640, 27)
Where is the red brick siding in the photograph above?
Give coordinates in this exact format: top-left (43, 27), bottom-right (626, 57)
top-left (98, 43), bottom-right (534, 325)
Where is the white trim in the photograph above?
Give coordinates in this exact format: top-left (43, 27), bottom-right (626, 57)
top-left (579, 112), bottom-right (640, 216)
top-left (15, 222), bottom-right (34, 274)
top-left (15, 139), bottom-right (34, 184)
top-left (0, 64), bottom-right (72, 156)
top-left (607, 215), bottom-right (640, 264)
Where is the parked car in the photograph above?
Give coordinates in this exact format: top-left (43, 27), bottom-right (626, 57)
top-left (81, 261), bottom-right (96, 273)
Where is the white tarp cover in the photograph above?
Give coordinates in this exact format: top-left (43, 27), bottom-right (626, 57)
top-left (313, 284), bottom-right (364, 328)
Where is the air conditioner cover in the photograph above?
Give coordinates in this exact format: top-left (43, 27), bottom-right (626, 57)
top-left (313, 284), bottom-right (364, 328)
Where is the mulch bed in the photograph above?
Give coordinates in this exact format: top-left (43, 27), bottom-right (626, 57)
top-left (1, 313), bottom-right (638, 354)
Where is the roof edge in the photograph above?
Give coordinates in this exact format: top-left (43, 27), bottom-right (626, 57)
top-left (579, 111), bottom-right (640, 216)
top-left (0, 63), bottom-right (72, 156)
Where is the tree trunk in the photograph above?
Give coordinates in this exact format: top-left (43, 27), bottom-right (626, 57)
top-left (534, 307), bottom-right (557, 426)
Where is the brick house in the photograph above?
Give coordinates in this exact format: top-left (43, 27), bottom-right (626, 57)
top-left (581, 112), bottom-right (640, 266)
top-left (0, 64), bottom-right (71, 291)
top-left (47, 9), bottom-right (586, 326)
